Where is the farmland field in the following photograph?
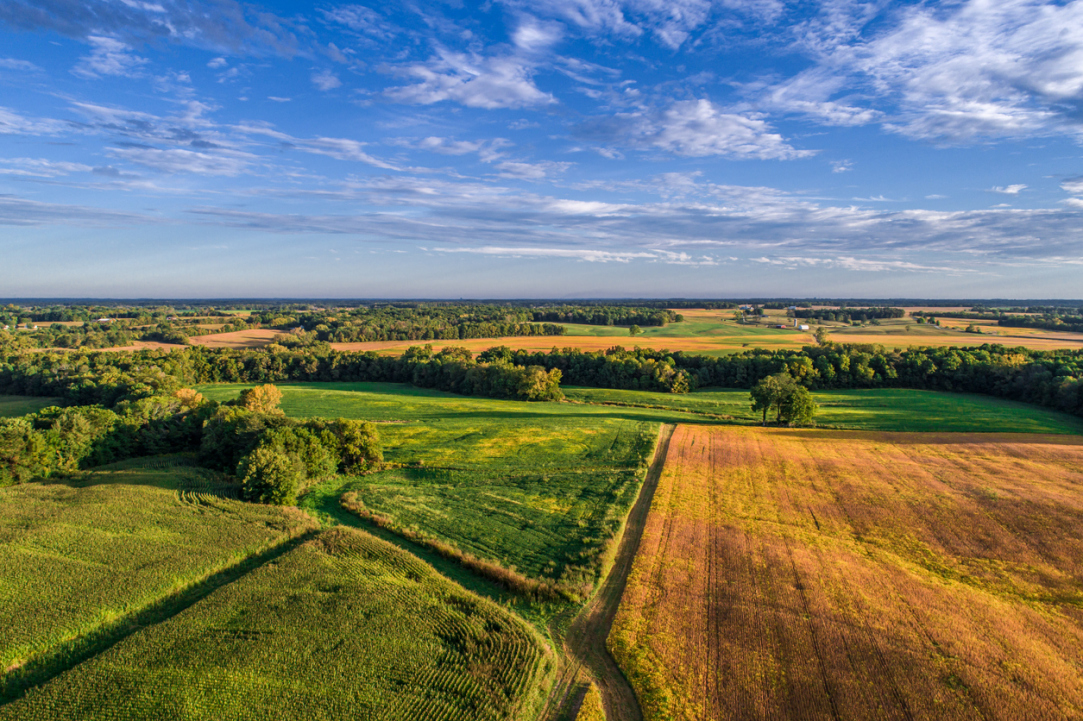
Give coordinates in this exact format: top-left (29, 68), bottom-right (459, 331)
top-left (0, 457), bottom-right (314, 688)
top-left (0, 395), bottom-right (61, 417)
top-left (611, 425), bottom-right (1083, 720)
top-left (196, 382), bottom-right (663, 594)
top-left (564, 386), bottom-right (1083, 434)
top-left (0, 527), bottom-right (554, 721)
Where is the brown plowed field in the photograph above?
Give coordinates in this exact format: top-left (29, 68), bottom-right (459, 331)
top-left (610, 426), bottom-right (1083, 720)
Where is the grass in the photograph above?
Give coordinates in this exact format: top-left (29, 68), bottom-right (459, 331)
top-left (0, 456), bottom-right (313, 686)
top-left (611, 425), bottom-right (1083, 720)
top-left (196, 382), bottom-right (662, 595)
top-left (0, 396), bottom-right (61, 418)
top-left (0, 527), bottom-right (555, 721)
top-left (563, 386), bottom-right (1083, 434)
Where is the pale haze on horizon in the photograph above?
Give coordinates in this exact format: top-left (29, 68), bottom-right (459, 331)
top-left (0, 0), bottom-right (1081, 298)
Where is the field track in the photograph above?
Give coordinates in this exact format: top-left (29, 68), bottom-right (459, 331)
top-left (547, 423), bottom-right (676, 721)
top-left (611, 426), bottom-right (1083, 720)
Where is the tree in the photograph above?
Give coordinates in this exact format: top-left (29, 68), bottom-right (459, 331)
top-left (629, 325), bottom-right (642, 336)
top-left (779, 386), bottom-right (817, 426)
top-left (239, 445), bottom-right (304, 505)
top-left (814, 326), bottom-right (831, 345)
top-left (750, 373), bottom-right (796, 425)
top-left (237, 384), bottom-right (283, 414)
top-left (749, 372), bottom-right (817, 426)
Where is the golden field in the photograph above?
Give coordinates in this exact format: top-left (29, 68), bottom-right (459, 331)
top-left (611, 425), bottom-right (1083, 720)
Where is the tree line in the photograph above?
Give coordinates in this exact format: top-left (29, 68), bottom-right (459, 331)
top-left (1, 340), bottom-right (1081, 420)
top-left (0, 344), bottom-right (563, 408)
top-left (793, 307), bottom-right (906, 323)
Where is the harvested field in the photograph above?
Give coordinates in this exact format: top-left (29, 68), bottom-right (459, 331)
top-left (187, 329), bottom-right (280, 348)
top-left (611, 425), bottom-right (1083, 721)
top-left (0, 527), bottom-right (555, 721)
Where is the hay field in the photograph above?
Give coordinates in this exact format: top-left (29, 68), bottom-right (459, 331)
top-left (0, 458), bottom-right (313, 685)
top-left (0, 527), bottom-right (554, 721)
top-left (611, 426), bottom-right (1083, 720)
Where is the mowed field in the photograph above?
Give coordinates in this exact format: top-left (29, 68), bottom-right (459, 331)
top-left (0, 527), bottom-right (554, 721)
top-left (0, 458), bottom-right (314, 689)
top-left (611, 425), bottom-right (1083, 720)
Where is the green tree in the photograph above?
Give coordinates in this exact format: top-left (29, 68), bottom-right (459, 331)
top-left (629, 325), bottom-right (642, 336)
top-left (814, 326), bottom-right (830, 345)
top-left (750, 373), bottom-right (796, 425)
top-left (239, 445), bottom-right (304, 505)
top-left (779, 386), bottom-right (817, 426)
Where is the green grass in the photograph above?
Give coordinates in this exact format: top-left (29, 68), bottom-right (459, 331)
top-left (563, 387), bottom-right (1083, 434)
top-left (0, 396), bottom-right (61, 418)
top-left (0, 527), bottom-right (554, 721)
top-left (196, 382), bottom-right (663, 591)
top-left (0, 457), bottom-right (313, 678)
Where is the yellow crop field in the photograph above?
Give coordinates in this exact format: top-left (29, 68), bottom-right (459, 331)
top-left (611, 425), bottom-right (1083, 720)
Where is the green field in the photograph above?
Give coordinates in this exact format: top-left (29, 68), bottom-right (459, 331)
top-left (563, 386), bottom-right (1083, 434)
top-left (0, 457), bottom-right (313, 687)
top-left (0, 527), bottom-right (554, 721)
top-left (197, 383), bottom-right (661, 593)
top-left (0, 396), bottom-right (61, 418)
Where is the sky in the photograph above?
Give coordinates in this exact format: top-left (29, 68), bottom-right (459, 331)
top-left (0, 0), bottom-right (1081, 299)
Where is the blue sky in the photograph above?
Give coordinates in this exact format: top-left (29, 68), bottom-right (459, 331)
top-left (0, 0), bottom-right (1081, 298)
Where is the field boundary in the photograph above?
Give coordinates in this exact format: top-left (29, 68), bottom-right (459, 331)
top-left (0, 528), bottom-right (317, 705)
top-left (545, 423), bottom-right (676, 721)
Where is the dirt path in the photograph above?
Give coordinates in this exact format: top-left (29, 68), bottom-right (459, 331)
top-left (551, 423), bottom-right (676, 721)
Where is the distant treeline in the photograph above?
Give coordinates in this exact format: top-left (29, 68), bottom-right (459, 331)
top-left (529, 307), bottom-right (681, 327)
top-left (794, 307), bottom-right (906, 323)
top-left (912, 310), bottom-right (1083, 334)
top-left (999, 315), bottom-right (1083, 333)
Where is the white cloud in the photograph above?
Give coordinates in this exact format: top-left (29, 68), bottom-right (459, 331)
top-left (0, 157), bottom-right (92, 177)
top-left (780, 0), bottom-right (1083, 141)
top-left (268, 96), bottom-right (291, 102)
top-left (0, 107), bottom-right (66, 135)
top-left (312, 69), bottom-right (341, 91)
top-left (991, 184), bottom-right (1027, 195)
top-left (0, 57), bottom-right (41, 72)
top-left (496, 160), bottom-right (573, 180)
top-left (73, 36), bottom-right (148, 78)
top-left (925, 194), bottom-right (947, 199)
top-left (581, 99), bottom-right (813, 160)
top-left (831, 159), bottom-right (852, 173)
top-left (385, 49), bottom-right (556, 109)
top-left (207, 56), bottom-right (227, 68)
top-left (108, 146), bottom-right (251, 176)
top-left (1060, 178), bottom-right (1083, 195)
